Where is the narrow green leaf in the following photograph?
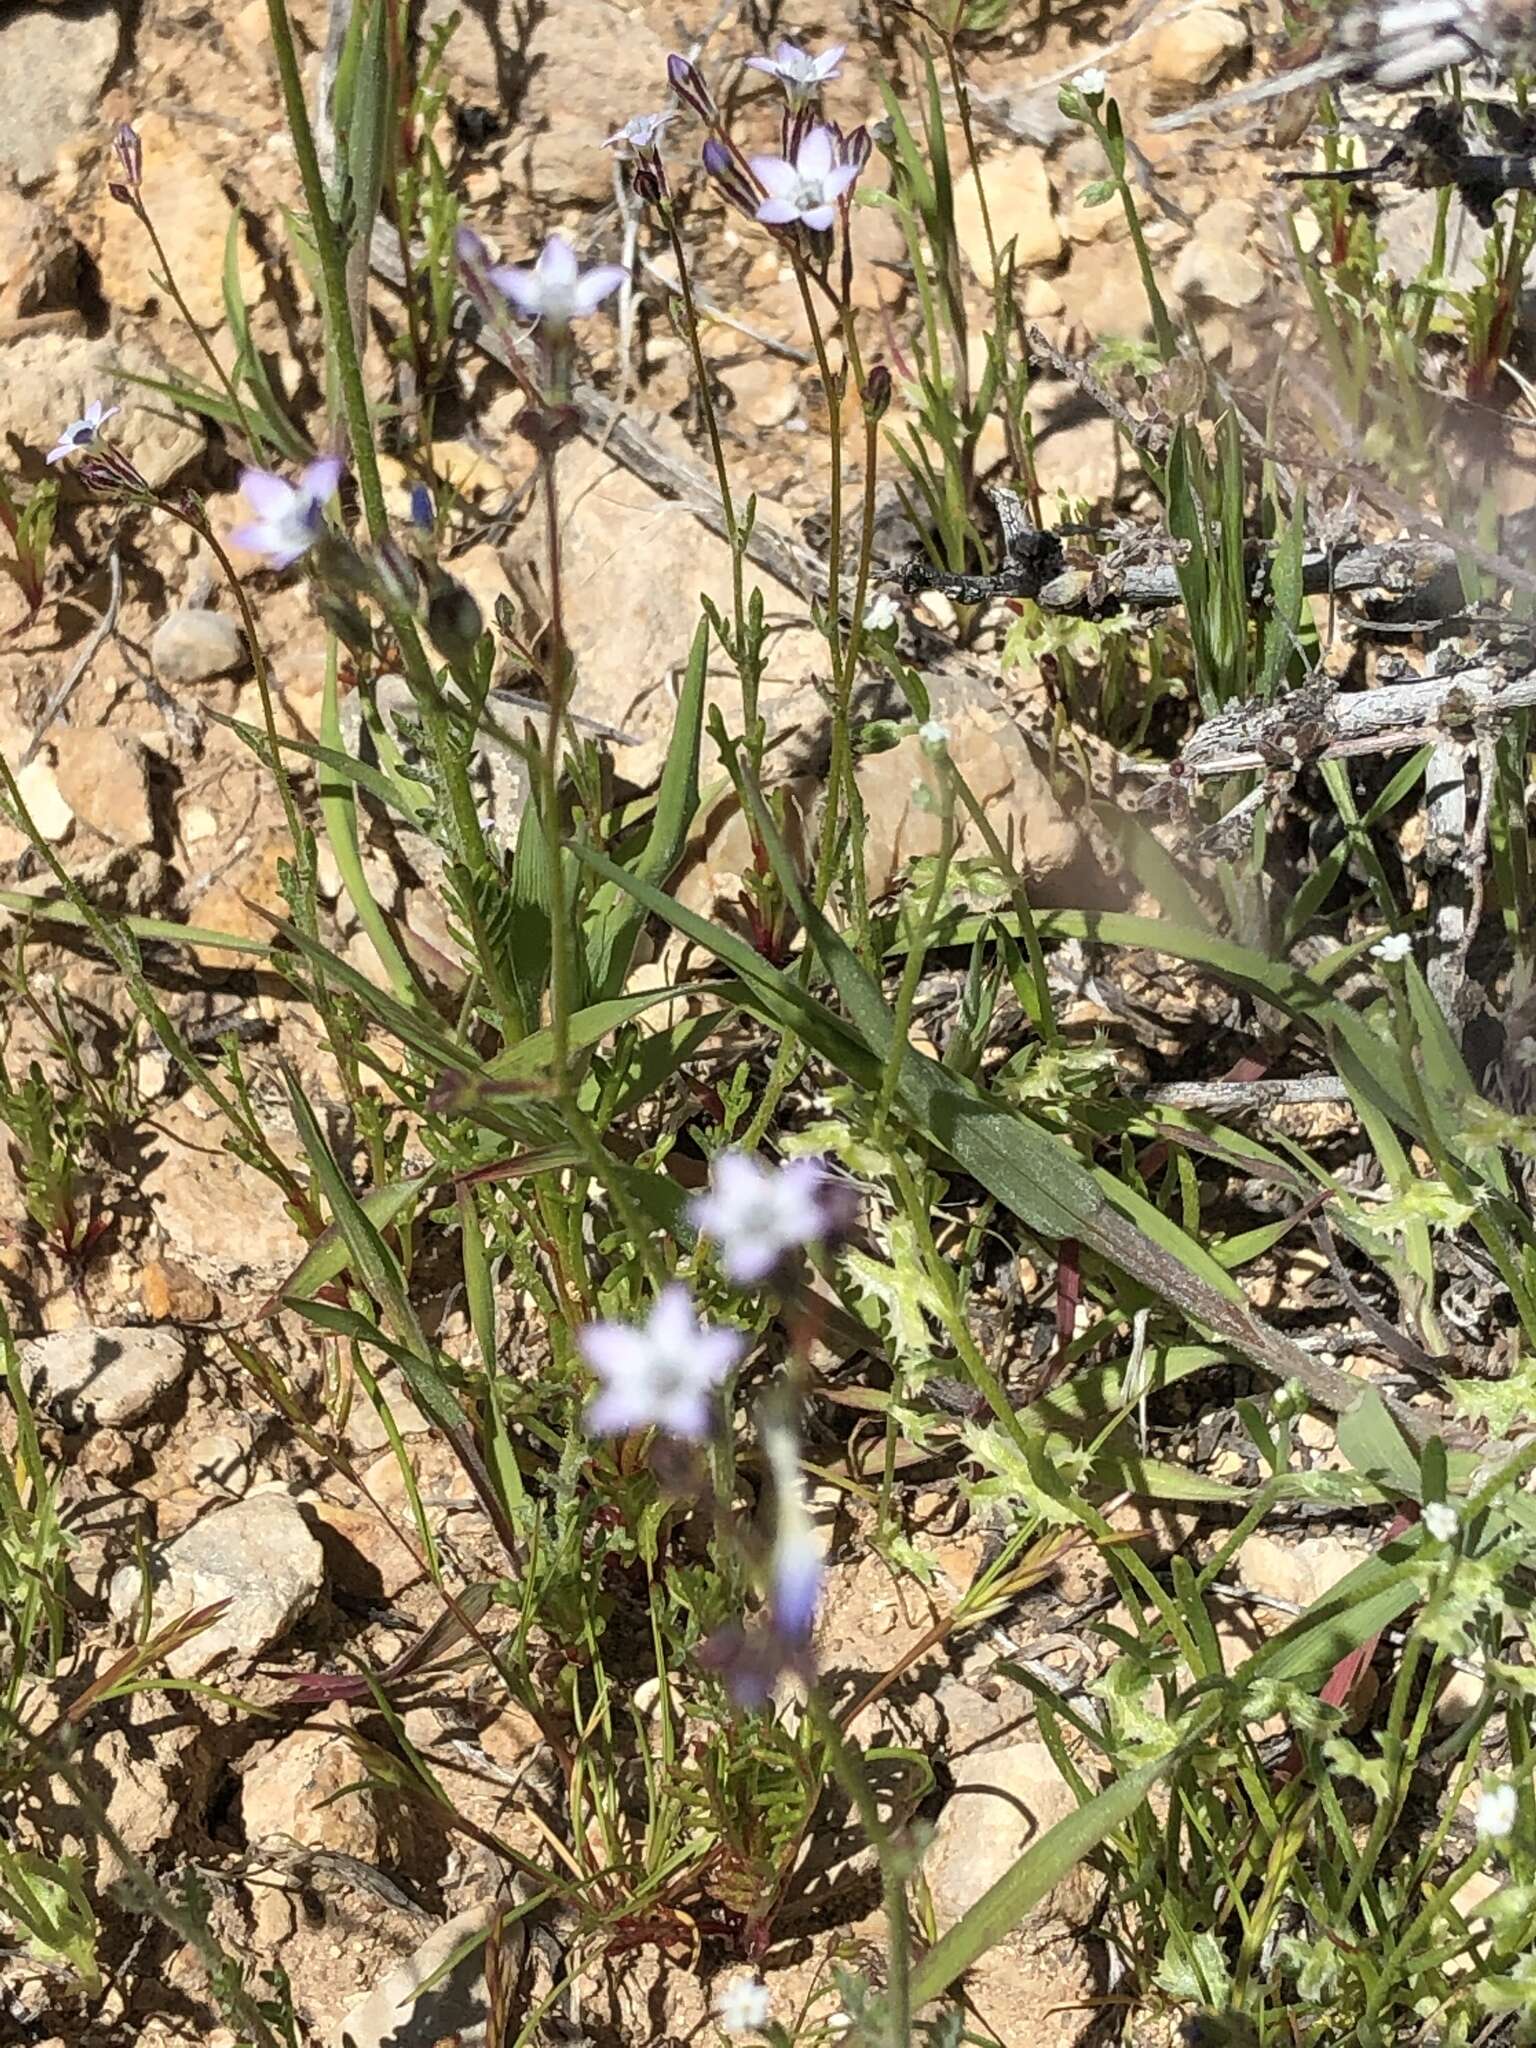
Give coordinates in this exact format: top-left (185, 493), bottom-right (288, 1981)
top-left (909, 1751), bottom-right (1176, 2002)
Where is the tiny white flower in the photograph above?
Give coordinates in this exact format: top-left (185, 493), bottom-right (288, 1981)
top-left (1423, 1500), bottom-right (1459, 1543)
top-left (862, 590), bottom-right (900, 633)
top-left (46, 399), bottom-right (120, 465)
top-left (486, 234), bottom-right (627, 333)
top-left (743, 38), bottom-right (845, 110)
top-left (578, 1283), bottom-right (746, 1441)
top-left (1477, 1781), bottom-right (1519, 1841)
top-left (603, 110), bottom-right (676, 157)
top-left (690, 1149), bottom-right (846, 1286)
top-left (1074, 65), bottom-right (1109, 98)
top-left (1371, 931), bottom-right (1412, 963)
top-left (714, 1974), bottom-right (772, 2035)
top-left (918, 719), bottom-right (950, 750)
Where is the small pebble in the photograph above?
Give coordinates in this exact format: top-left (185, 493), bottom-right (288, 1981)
top-left (151, 607), bottom-right (247, 685)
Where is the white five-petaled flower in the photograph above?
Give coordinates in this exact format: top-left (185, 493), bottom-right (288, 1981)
top-left (862, 591), bottom-right (900, 633)
top-left (46, 400), bottom-right (120, 465)
top-left (919, 718), bottom-right (951, 750)
top-left (1371, 931), bottom-right (1412, 963)
top-left (486, 234), bottom-right (627, 333)
top-left (713, 1974), bottom-right (772, 2036)
top-left (602, 110), bottom-right (676, 157)
top-left (1478, 1781), bottom-right (1519, 1841)
top-left (1073, 65), bottom-right (1109, 99)
top-left (750, 125), bottom-right (860, 232)
top-left (230, 457), bottom-right (343, 570)
top-left (690, 1149), bottom-right (837, 1286)
top-left (1423, 1500), bottom-right (1460, 1543)
top-left (744, 37), bottom-right (845, 109)
top-left (578, 1283), bottom-right (746, 1441)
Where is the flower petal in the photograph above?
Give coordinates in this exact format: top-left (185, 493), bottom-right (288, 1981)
top-left (797, 126), bottom-right (835, 179)
top-left (823, 163), bottom-right (859, 202)
top-left (755, 195), bottom-right (802, 225)
top-left (798, 203), bottom-right (836, 232)
top-left (570, 263), bottom-right (627, 314)
top-left (300, 456), bottom-right (343, 505)
top-left (536, 236), bottom-right (579, 290)
top-left (44, 442), bottom-right (72, 465)
top-left (749, 153), bottom-right (799, 198)
top-left (816, 44), bottom-right (846, 75)
top-left (742, 54), bottom-right (778, 76)
top-left (239, 468), bottom-right (296, 520)
top-left (487, 264), bottom-right (542, 316)
top-left (576, 1322), bottom-right (647, 1381)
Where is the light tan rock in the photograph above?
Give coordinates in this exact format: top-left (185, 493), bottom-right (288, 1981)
top-left (187, 839), bottom-right (288, 974)
top-left (107, 1493), bottom-right (325, 1676)
top-left (952, 142), bottom-right (1062, 279)
top-left (0, 187), bottom-right (80, 319)
top-left (336, 1906), bottom-right (501, 2048)
top-left (520, 440), bottom-right (825, 787)
top-left (140, 1094), bottom-right (306, 1282)
top-left (1238, 1531), bottom-right (1369, 1610)
top-left (12, 753), bottom-right (72, 842)
top-left (242, 1723), bottom-right (381, 1862)
top-left (1149, 8), bottom-right (1251, 89)
top-left (1172, 200), bottom-right (1265, 310)
top-left (923, 1740), bottom-right (1105, 1930)
top-left (303, 1496), bottom-right (424, 1601)
top-left (0, 2), bottom-right (120, 188)
top-left (22, 1324), bottom-right (190, 1429)
top-left (53, 728), bottom-right (154, 848)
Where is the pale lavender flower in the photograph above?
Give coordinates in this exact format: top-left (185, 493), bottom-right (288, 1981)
top-left (749, 125), bottom-right (860, 231)
top-left (46, 401), bottom-right (119, 465)
top-left (714, 1975), bottom-right (772, 2035)
top-left (744, 38), bottom-right (845, 110)
top-left (690, 1149), bottom-right (844, 1285)
top-left (230, 458), bottom-right (342, 569)
top-left (603, 110), bottom-right (676, 157)
top-left (579, 1282), bottom-right (746, 1441)
top-left (486, 235), bottom-right (626, 332)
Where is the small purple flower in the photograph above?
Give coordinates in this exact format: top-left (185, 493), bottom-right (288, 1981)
top-left (690, 1150), bottom-right (845, 1286)
top-left (230, 457), bottom-right (342, 569)
top-left (744, 38), bottom-right (845, 110)
top-left (603, 110), bottom-right (676, 157)
top-left (579, 1282), bottom-right (746, 1441)
top-left (486, 234), bottom-right (626, 333)
top-left (749, 126), bottom-right (860, 232)
top-left (45, 401), bottom-right (119, 466)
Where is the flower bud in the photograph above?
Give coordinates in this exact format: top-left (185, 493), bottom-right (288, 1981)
top-left (841, 124), bottom-right (872, 173)
top-left (701, 138), bottom-right (761, 219)
top-left (426, 572), bottom-right (485, 668)
top-left (861, 363), bottom-right (892, 420)
top-left (407, 483), bottom-right (434, 532)
top-left (666, 52), bottom-right (716, 122)
top-left (513, 402), bottom-right (581, 453)
top-left (112, 121), bottom-right (143, 192)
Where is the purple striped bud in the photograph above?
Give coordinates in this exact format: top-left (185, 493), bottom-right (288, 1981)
top-left (667, 52), bottom-right (715, 122)
top-left (701, 138), bottom-right (761, 219)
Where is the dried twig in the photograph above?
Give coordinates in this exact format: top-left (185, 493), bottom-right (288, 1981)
top-left (21, 546), bottom-right (123, 769)
top-left (1176, 660), bottom-right (1536, 779)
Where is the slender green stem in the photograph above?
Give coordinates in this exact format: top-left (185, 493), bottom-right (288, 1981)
top-left (131, 200), bottom-right (263, 455)
top-left (802, 1687), bottom-right (912, 2048)
top-left (874, 754), bottom-right (955, 1140)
